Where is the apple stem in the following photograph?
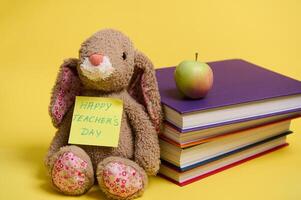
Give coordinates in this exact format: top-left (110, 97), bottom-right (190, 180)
top-left (195, 52), bottom-right (198, 61)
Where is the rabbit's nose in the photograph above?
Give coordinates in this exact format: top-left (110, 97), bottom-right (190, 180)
top-left (89, 54), bottom-right (103, 66)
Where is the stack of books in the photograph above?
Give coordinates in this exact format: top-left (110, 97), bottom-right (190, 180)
top-left (156, 59), bottom-right (301, 186)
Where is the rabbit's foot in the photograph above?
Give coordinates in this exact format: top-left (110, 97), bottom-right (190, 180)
top-left (97, 156), bottom-right (147, 200)
top-left (50, 145), bottom-right (94, 195)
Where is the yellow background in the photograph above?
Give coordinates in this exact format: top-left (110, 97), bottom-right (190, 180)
top-left (0, 0), bottom-right (300, 199)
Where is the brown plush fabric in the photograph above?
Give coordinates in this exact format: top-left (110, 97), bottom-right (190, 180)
top-left (78, 29), bottom-right (135, 92)
top-left (129, 51), bottom-right (164, 134)
top-left (45, 29), bottom-right (162, 199)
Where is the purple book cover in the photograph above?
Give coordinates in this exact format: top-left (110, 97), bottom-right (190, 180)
top-left (156, 59), bottom-right (301, 131)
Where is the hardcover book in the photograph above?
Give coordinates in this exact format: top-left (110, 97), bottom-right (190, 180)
top-left (159, 135), bottom-right (289, 186)
top-left (156, 59), bottom-right (301, 131)
top-left (160, 119), bottom-right (291, 169)
top-left (161, 113), bottom-right (300, 148)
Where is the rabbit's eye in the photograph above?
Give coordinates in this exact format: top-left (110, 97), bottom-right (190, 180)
top-left (122, 52), bottom-right (127, 60)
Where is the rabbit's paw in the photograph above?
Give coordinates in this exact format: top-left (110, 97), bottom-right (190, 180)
top-left (50, 146), bottom-right (94, 195)
top-left (97, 157), bottom-right (147, 200)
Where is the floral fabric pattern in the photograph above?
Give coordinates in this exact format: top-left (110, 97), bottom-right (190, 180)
top-left (52, 152), bottom-right (89, 194)
top-left (50, 65), bottom-right (81, 127)
top-left (102, 161), bottom-right (143, 197)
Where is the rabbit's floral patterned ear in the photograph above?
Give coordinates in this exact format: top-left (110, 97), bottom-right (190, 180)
top-left (49, 58), bottom-right (82, 128)
top-left (128, 51), bottom-right (163, 134)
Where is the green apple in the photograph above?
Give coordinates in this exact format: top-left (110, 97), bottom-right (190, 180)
top-left (174, 60), bottom-right (213, 99)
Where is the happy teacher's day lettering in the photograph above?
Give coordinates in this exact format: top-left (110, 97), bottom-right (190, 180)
top-left (68, 97), bottom-right (123, 147)
top-left (74, 101), bottom-right (119, 126)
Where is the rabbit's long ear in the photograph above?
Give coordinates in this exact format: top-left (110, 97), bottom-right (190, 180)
top-left (128, 51), bottom-right (163, 134)
top-left (49, 58), bottom-right (82, 128)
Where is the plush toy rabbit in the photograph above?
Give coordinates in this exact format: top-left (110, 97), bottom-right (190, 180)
top-left (45, 29), bottom-right (163, 200)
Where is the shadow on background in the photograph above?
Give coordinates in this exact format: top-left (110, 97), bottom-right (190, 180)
top-left (18, 143), bottom-right (60, 196)
top-left (18, 142), bottom-right (107, 199)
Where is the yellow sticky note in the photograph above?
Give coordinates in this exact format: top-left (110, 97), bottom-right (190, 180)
top-left (68, 96), bottom-right (123, 147)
